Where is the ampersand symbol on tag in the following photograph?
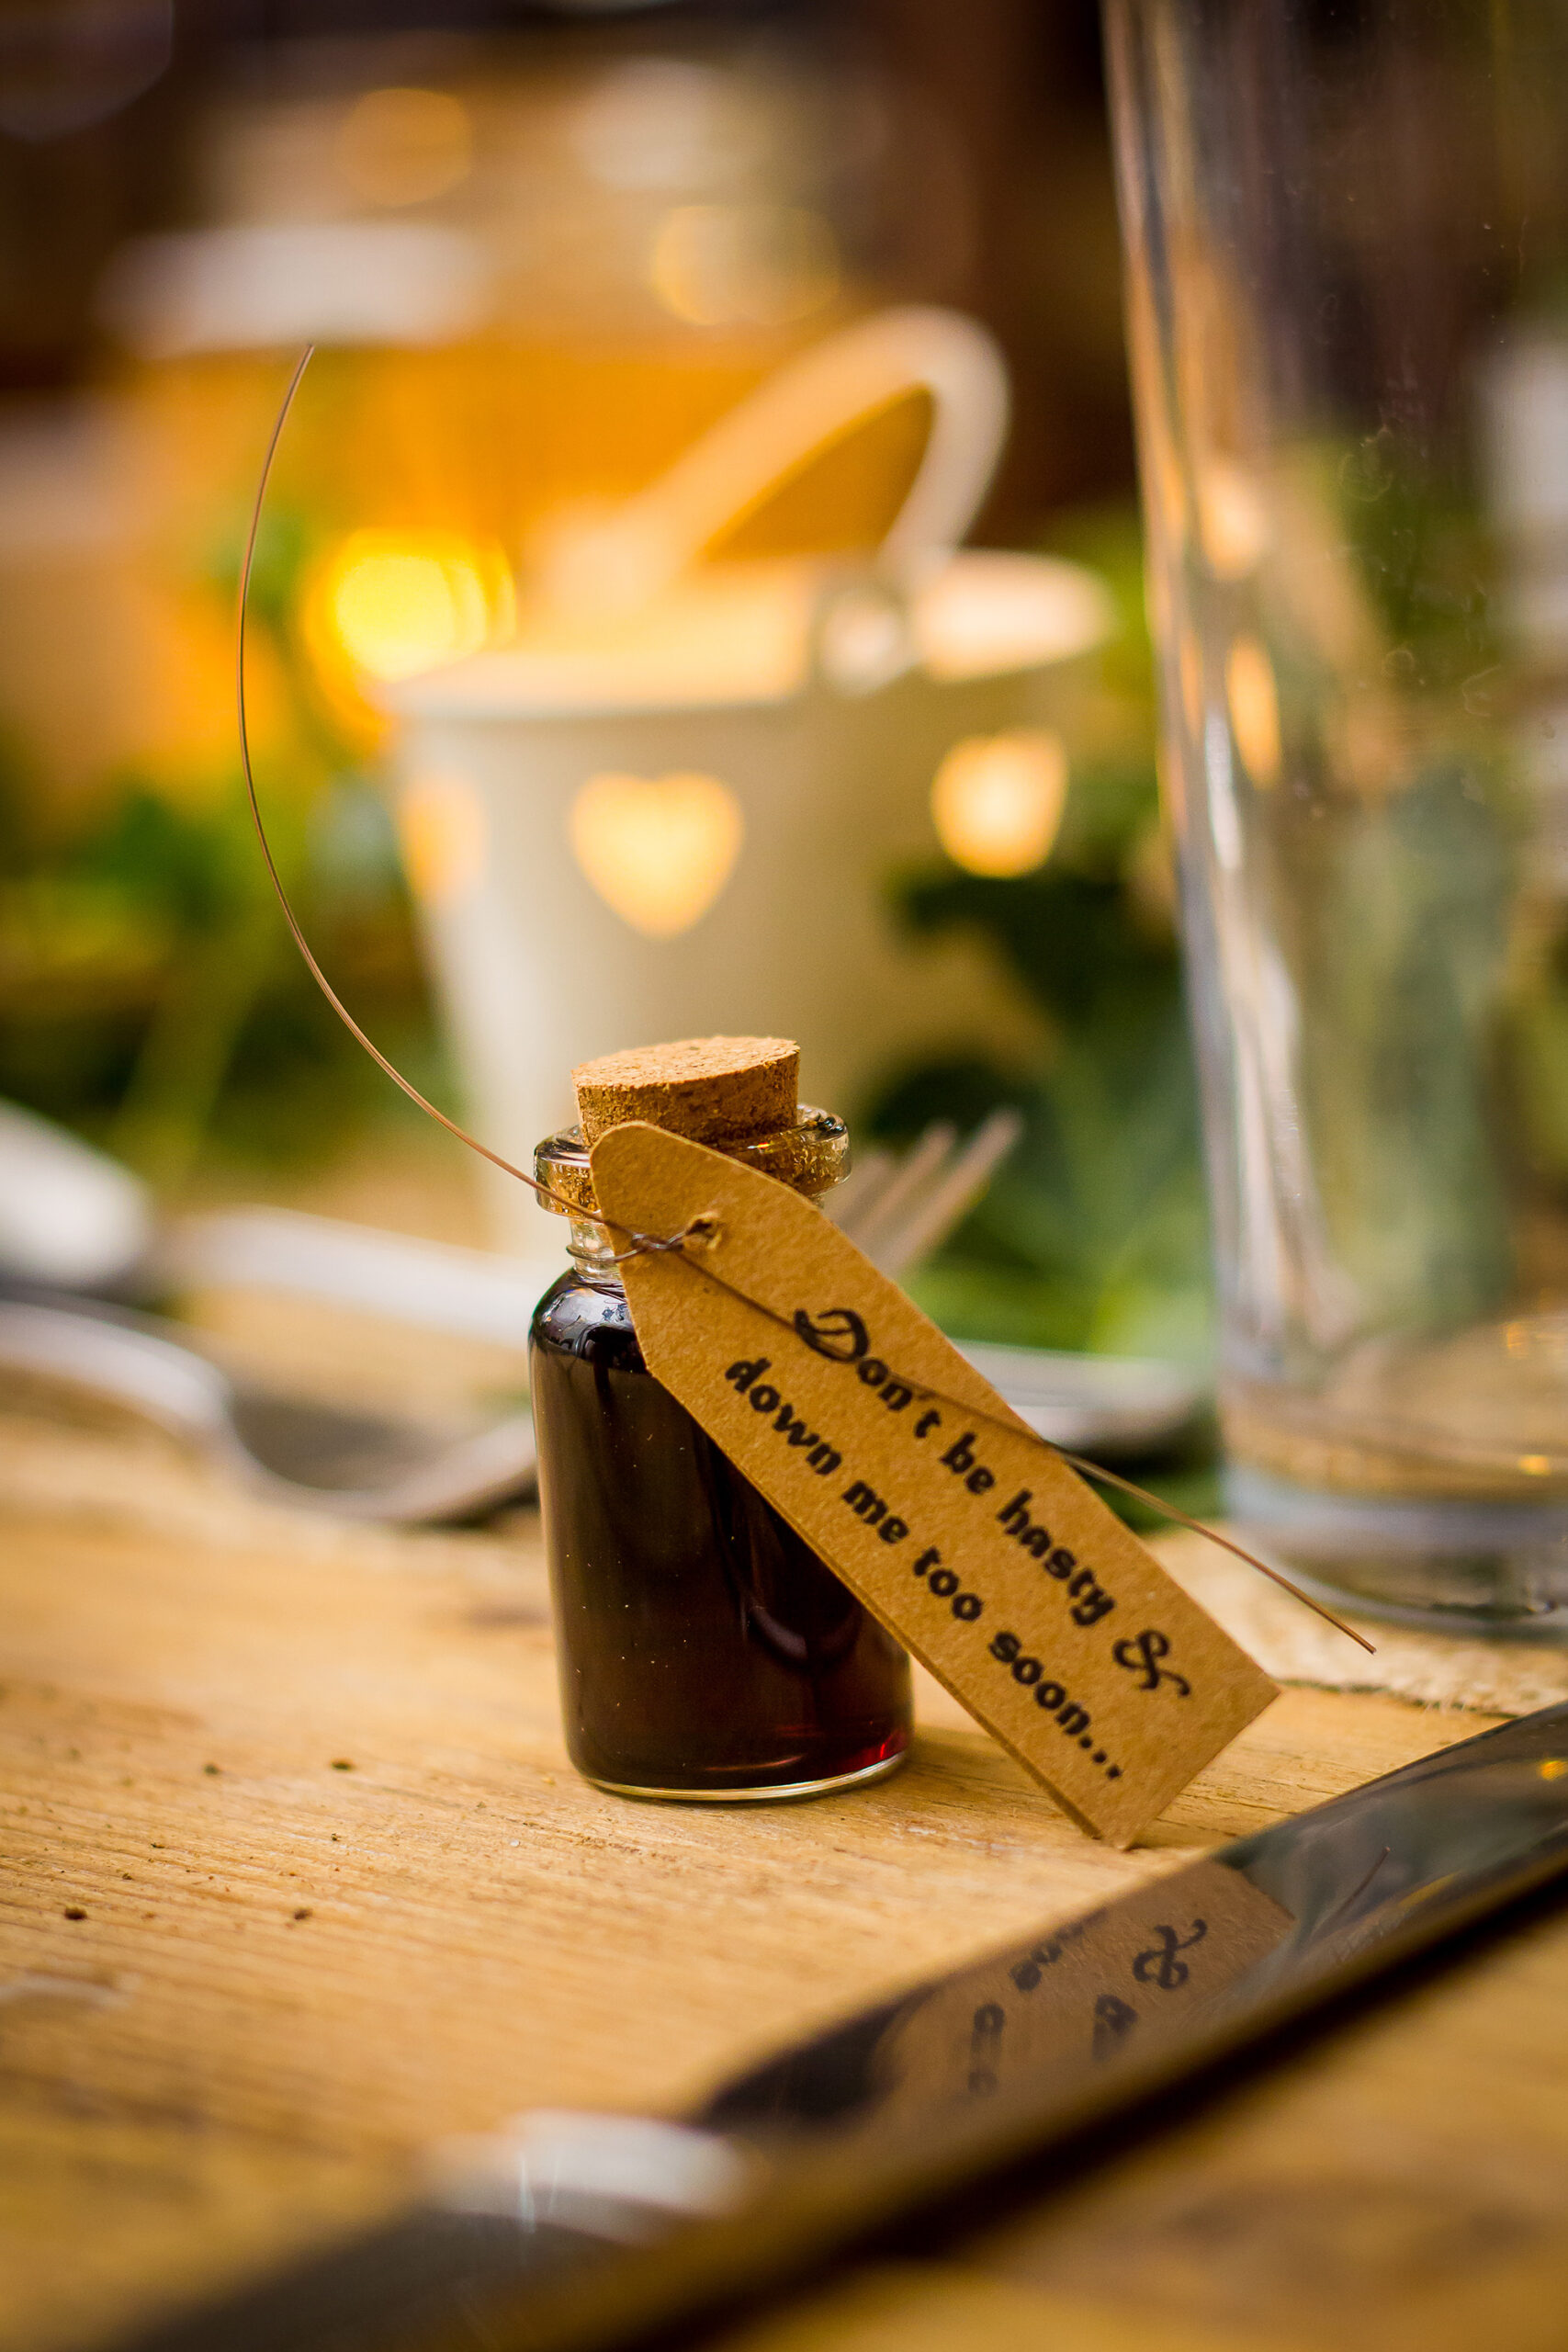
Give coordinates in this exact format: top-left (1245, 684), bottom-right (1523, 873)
top-left (1131, 1918), bottom-right (1209, 1990)
top-left (1112, 1627), bottom-right (1192, 1696)
top-left (1091, 1993), bottom-right (1138, 2059)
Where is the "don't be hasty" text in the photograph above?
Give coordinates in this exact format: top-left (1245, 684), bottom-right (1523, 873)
top-left (723, 1301), bottom-right (1117, 1632)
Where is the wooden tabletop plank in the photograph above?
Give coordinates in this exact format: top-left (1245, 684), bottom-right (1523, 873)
top-left (0, 1405), bottom-right (1520, 2352)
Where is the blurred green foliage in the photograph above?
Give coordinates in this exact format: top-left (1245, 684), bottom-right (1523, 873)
top-left (1334, 429), bottom-right (1504, 686)
top-left (0, 763), bottom-right (439, 1188)
top-left (0, 499), bottom-right (445, 1192)
top-left (864, 505), bottom-right (1213, 1368)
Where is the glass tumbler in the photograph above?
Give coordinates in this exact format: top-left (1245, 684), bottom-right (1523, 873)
top-left (1105, 1), bottom-right (1568, 1625)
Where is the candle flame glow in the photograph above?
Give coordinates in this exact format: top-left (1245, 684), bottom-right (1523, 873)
top-left (931, 728), bottom-right (1069, 877)
top-left (317, 531), bottom-right (513, 684)
top-left (570, 769), bottom-right (744, 938)
top-left (1225, 635), bottom-right (1282, 788)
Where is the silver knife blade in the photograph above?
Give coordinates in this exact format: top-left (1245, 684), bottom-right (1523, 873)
top-left (109, 1702), bottom-right (1568, 2352)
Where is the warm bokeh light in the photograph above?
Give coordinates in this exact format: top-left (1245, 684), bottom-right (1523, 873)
top-left (911, 552), bottom-right (1115, 684)
top-left (1225, 634), bottom-right (1282, 786)
top-left (570, 769), bottom-right (744, 938)
top-left (931, 728), bottom-right (1069, 877)
top-left (314, 532), bottom-right (513, 684)
top-left (1199, 456), bottom-right (1269, 579)
top-left (336, 87), bottom-right (473, 209)
top-left (396, 771), bottom-right (488, 909)
top-left (647, 203), bottom-right (840, 329)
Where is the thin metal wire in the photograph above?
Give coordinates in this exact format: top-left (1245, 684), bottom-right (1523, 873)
top-left (655, 1240), bottom-right (1375, 1652)
top-left (236, 347), bottom-right (1373, 1657)
top-left (236, 347), bottom-right (600, 1223)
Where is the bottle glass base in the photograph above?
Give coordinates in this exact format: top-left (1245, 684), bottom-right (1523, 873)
top-left (585, 1748), bottom-right (910, 1804)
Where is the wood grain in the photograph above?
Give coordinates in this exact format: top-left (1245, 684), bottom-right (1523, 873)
top-left (0, 1400), bottom-right (1540, 2352)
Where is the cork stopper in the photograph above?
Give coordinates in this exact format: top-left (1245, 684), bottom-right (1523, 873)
top-left (572, 1035), bottom-right (798, 1148)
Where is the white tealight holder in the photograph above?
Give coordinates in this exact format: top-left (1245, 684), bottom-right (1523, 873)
top-left (382, 310), bottom-right (1115, 1249)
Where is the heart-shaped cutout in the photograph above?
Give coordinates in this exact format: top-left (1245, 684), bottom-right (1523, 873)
top-left (569, 770), bottom-right (744, 939)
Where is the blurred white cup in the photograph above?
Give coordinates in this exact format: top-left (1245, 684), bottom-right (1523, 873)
top-left (383, 309), bottom-right (1114, 1248)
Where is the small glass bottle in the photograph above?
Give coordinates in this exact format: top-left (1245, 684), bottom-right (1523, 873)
top-left (528, 1036), bottom-right (912, 1801)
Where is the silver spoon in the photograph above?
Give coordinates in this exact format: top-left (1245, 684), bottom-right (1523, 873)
top-left (0, 1099), bottom-right (151, 1291)
top-left (0, 1297), bottom-right (1200, 1531)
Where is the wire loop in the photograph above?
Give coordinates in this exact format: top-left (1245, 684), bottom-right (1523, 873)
top-left (235, 347), bottom-right (1372, 1658)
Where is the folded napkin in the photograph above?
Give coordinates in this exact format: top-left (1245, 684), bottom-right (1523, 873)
top-left (1158, 1530), bottom-right (1568, 1717)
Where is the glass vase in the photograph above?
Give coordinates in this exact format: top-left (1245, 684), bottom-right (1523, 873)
top-left (1105, 0), bottom-right (1568, 1626)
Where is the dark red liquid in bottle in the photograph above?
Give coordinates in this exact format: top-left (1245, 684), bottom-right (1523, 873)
top-left (530, 1267), bottom-right (911, 1797)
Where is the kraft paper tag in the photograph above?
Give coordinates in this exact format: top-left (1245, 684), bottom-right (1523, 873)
top-left (591, 1125), bottom-right (1278, 1846)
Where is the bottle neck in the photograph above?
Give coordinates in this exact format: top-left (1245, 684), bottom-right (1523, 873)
top-left (547, 1108), bottom-right (849, 1286)
top-left (564, 1216), bottom-right (623, 1283)
top-left (537, 1106), bottom-right (849, 1267)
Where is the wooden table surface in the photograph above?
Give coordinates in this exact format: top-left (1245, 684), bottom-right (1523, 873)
top-left (5, 1394), bottom-right (1568, 2352)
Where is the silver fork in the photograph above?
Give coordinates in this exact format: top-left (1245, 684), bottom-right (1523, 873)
top-left (0, 1116), bottom-right (1028, 1521)
top-left (828, 1107), bottom-right (1024, 1278)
